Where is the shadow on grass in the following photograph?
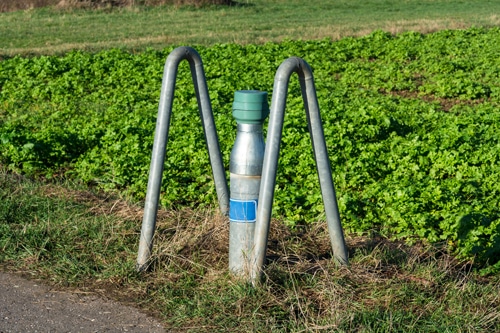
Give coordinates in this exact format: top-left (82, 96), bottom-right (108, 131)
top-left (457, 212), bottom-right (500, 273)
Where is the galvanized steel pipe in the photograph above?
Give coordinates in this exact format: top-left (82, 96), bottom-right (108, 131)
top-left (251, 57), bottom-right (349, 283)
top-left (136, 47), bottom-right (229, 271)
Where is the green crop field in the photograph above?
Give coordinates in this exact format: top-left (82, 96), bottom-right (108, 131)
top-left (1, 1), bottom-right (500, 332)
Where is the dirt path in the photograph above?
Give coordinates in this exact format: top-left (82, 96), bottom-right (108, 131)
top-left (0, 271), bottom-right (166, 333)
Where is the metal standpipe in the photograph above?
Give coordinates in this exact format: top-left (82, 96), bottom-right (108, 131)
top-left (229, 91), bottom-right (269, 277)
top-left (136, 46), bottom-right (229, 272)
top-left (250, 57), bottom-right (349, 284)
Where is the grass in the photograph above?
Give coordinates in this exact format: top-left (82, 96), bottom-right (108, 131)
top-left (1, 1), bottom-right (500, 331)
top-left (1, 0), bottom-right (500, 56)
top-left (1, 169), bottom-right (499, 332)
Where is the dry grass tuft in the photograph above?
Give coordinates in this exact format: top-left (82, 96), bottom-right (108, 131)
top-left (152, 207), bottom-right (229, 274)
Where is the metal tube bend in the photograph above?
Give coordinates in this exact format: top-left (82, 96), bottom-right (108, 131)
top-left (251, 57), bottom-right (348, 284)
top-left (136, 47), bottom-right (229, 271)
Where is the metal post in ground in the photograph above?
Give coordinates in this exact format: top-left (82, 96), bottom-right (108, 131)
top-left (229, 90), bottom-right (269, 278)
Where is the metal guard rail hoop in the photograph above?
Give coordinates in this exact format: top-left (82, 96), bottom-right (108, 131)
top-left (250, 57), bottom-right (349, 283)
top-left (136, 46), bottom-right (229, 272)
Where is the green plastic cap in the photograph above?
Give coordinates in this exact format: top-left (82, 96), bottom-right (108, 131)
top-left (232, 90), bottom-right (269, 124)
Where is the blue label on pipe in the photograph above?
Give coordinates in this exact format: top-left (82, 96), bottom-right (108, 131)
top-left (229, 199), bottom-right (258, 223)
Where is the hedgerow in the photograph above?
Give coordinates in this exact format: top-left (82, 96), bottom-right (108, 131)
top-left (1, 27), bottom-right (499, 272)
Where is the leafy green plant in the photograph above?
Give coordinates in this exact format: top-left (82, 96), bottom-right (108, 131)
top-left (1, 28), bottom-right (500, 272)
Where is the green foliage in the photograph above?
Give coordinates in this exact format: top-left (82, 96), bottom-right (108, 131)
top-left (1, 28), bottom-right (500, 272)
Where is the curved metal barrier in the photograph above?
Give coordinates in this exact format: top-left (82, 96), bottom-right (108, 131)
top-left (250, 57), bottom-right (349, 283)
top-left (136, 48), bottom-right (348, 282)
top-left (136, 46), bottom-right (229, 271)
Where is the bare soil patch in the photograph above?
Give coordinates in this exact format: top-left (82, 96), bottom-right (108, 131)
top-left (382, 88), bottom-right (491, 112)
top-left (0, 0), bottom-right (233, 13)
top-left (0, 0), bottom-right (58, 12)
